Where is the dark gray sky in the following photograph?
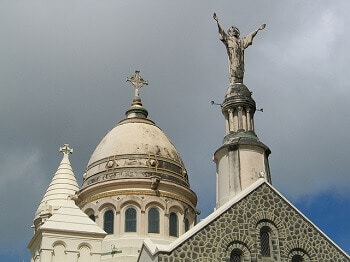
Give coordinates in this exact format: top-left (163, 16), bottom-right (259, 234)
top-left (1, 0), bottom-right (349, 260)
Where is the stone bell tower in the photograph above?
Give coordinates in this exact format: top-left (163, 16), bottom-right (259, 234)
top-left (213, 83), bottom-right (271, 208)
top-left (213, 14), bottom-right (271, 208)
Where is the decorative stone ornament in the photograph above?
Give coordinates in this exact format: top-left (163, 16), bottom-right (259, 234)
top-left (150, 176), bottom-right (161, 190)
top-left (148, 158), bottom-right (158, 168)
top-left (126, 70), bottom-right (148, 99)
top-left (106, 160), bottom-right (115, 169)
top-left (59, 144), bottom-right (73, 155)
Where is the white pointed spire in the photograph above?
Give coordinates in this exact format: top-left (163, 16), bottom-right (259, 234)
top-left (34, 144), bottom-right (79, 229)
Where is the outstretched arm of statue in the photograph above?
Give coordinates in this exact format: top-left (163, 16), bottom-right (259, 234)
top-left (243, 24), bottom-right (266, 49)
top-left (250, 23), bottom-right (266, 39)
top-left (213, 13), bottom-right (226, 38)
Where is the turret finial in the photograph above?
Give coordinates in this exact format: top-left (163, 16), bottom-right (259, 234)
top-left (59, 144), bottom-right (73, 156)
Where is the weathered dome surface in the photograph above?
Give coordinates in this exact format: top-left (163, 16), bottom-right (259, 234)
top-left (88, 119), bottom-right (183, 166)
top-left (81, 117), bottom-right (189, 189)
top-left (79, 71), bottom-right (197, 216)
top-left (225, 83), bottom-right (252, 98)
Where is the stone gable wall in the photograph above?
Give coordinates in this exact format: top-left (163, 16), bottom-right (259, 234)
top-left (158, 184), bottom-right (349, 262)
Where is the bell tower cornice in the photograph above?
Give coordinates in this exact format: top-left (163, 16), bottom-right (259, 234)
top-left (220, 83), bottom-right (259, 141)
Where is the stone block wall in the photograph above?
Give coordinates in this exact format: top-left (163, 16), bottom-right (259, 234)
top-left (157, 184), bottom-right (349, 261)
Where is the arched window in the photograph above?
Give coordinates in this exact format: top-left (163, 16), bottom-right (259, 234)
top-left (103, 210), bottom-right (114, 234)
top-left (226, 242), bottom-right (251, 262)
top-left (89, 214), bottom-right (95, 222)
top-left (148, 208), bottom-right (160, 233)
top-left (289, 248), bottom-right (310, 262)
top-left (260, 226), bottom-right (271, 257)
top-left (184, 218), bottom-right (190, 232)
top-left (125, 207), bottom-right (137, 232)
top-left (230, 248), bottom-right (243, 262)
top-left (291, 254), bottom-right (303, 262)
top-left (169, 212), bottom-right (178, 237)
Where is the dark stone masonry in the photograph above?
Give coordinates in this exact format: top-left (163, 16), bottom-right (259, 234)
top-left (157, 183), bottom-right (349, 262)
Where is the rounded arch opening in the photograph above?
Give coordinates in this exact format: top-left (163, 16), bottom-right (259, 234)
top-left (124, 206), bottom-right (137, 233)
top-left (230, 248), bottom-right (243, 262)
top-left (225, 241), bottom-right (251, 262)
top-left (169, 212), bottom-right (178, 237)
top-left (103, 210), bottom-right (114, 234)
top-left (148, 207), bottom-right (160, 234)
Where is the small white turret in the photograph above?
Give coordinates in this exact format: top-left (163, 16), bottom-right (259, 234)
top-left (28, 144), bottom-right (106, 262)
top-left (33, 144), bottom-right (79, 230)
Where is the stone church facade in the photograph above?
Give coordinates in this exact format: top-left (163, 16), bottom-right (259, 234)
top-left (140, 181), bottom-right (348, 261)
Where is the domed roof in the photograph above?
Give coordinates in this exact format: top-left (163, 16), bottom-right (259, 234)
top-left (225, 83), bottom-right (252, 99)
top-left (82, 112), bottom-right (189, 190)
top-left (87, 119), bottom-right (183, 168)
top-left (81, 75), bottom-right (190, 190)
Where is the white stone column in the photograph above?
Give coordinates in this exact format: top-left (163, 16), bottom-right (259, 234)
top-left (115, 210), bottom-right (120, 236)
top-left (237, 106), bottom-right (243, 131)
top-left (242, 108), bottom-right (247, 131)
top-left (179, 212), bottom-right (185, 236)
top-left (140, 210), bottom-right (145, 235)
top-left (246, 108), bottom-right (251, 131)
top-left (233, 109), bottom-right (238, 131)
top-left (228, 108), bottom-right (234, 132)
top-left (251, 114), bottom-right (255, 132)
top-left (164, 213), bottom-right (169, 237)
top-left (225, 113), bottom-right (230, 135)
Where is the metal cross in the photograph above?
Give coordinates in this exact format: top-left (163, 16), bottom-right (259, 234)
top-left (126, 71), bottom-right (148, 98)
top-left (59, 144), bottom-right (73, 155)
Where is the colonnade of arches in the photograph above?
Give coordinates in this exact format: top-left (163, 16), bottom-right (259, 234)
top-left (83, 196), bottom-right (195, 239)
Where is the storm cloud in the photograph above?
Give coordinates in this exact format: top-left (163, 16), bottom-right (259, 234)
top-left (0, 1), bottom-right (349, 260)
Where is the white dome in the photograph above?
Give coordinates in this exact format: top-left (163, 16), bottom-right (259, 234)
top-left (81, 117), bottom-right (189, 189)
top-left (88, 119), bottom-right (183, 167)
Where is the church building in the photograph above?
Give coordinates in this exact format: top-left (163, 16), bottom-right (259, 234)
top-left (28, 18), bottom-right (349, 262)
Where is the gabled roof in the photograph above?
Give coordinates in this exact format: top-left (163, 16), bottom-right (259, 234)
top-left (139, 178), bottom-right (349, 260)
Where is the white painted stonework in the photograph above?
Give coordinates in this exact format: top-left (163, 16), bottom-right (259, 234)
top-left (29, 88), bottom-right (198, 261)
top-left (214, 143), bottom-right (270, 208)
top-left (28, 145), bottom-right (106, 262)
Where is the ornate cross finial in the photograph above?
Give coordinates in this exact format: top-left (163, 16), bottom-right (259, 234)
top-left (59, 144), bottom-right (73, 155)
top-left (126, 70), bottom-right (148, 98)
